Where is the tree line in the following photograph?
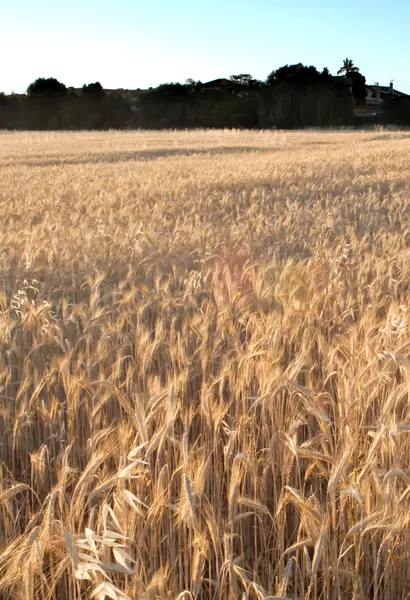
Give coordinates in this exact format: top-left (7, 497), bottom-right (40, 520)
top-left (0, 59), bottom-right (408, 129)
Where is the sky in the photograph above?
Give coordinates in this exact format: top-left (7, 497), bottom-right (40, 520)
top-left (2, 0), bottom-right (410, 95)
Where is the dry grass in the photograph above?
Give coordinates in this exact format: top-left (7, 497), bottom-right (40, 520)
top-left (1, 129), bottom-right (410, 599)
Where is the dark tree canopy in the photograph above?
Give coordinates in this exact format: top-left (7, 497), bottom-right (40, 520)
top-left (337, 58), bottom-right (359, 76)
top-left (27, 77), bottom-right (67, 97)
top-left (155, 82), bottom-right (188, 96)
top-left (185, 78), bottom-right (202, 89)
top-left (82, 82), bottom-right (104, 98)
top-left (321, 67), bottom-right (332, 80)
top-left (333, 58), bottom-right (366, 105)
top-left (385, 96), bottom-right (410, 125)
top-left (0, 55), bottom-right (378, 130)
top-left (229, 74), bottom-right (262, 88)
top-left (350, 71), bottom-right (367, 105)
top-left (266, 64), bottom-right (330, 87)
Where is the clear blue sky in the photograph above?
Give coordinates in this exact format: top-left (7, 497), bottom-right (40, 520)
top-left (2, 0), bottom-right (409, 94)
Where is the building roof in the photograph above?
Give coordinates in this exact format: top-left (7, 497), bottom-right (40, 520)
top-left (201, 78), bottom-right (232, 88)
top-left (366, 84), bottom-right (408, 97)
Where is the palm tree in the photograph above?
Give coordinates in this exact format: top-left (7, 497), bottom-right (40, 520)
top-left (337, 58), bottom-right (360, 76)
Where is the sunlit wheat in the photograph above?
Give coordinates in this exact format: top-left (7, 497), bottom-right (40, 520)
top-left (1, 129), bottom-right (410, 599)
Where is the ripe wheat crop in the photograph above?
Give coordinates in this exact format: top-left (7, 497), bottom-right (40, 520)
top-left (1, 129), bottom-right (410, 599)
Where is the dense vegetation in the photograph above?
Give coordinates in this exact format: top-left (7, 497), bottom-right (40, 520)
top-left (1, 59), bottom-right (407, 129)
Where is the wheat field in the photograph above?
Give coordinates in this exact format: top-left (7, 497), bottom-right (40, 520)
top-left (1, 129), bottom-right (410, 600)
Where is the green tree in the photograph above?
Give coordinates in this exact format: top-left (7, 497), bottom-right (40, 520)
top-left (82, 82), bottom-right (104, 99)
top-left (336, 59), bottom-right (367, 105)
top-left (185, 78), bottom-right (202, 90)
top-left (337, 58), bottom-right (359, 76)
top-left (155, 82), bottom-right (188, 96)
top-left (27, 77), bottom-right (67, 97)
top-left (229, 74), bottom-right (262, 87)
top-left (266, 64), bottom-right (328, 87)
top-left (321, 67), bottom-right (332, 81)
